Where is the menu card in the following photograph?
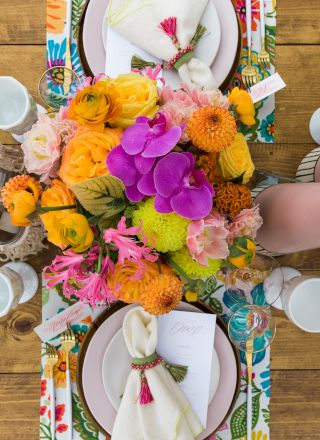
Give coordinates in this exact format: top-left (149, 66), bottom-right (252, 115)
top-left (157, 311), bottom-right (216, 427)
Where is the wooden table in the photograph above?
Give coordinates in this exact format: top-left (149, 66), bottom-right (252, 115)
top-left (0, 1), bottom-right (320, 438)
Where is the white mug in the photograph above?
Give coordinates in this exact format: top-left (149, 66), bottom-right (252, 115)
top-left (281, 275), bottom-right (320, 333)
top-left (0, 76), bottom-right (38, 141)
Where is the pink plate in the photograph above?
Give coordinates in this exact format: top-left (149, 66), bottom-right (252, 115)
top-left (82, 0), bottom-right (239, 88)
top-left (81, 303), bottom-right (239, 439)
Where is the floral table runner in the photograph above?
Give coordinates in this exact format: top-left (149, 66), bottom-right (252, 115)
top-left (39, 278), bottom-right (270, 439)
top-left (46, 0), bottom-right (276, 143)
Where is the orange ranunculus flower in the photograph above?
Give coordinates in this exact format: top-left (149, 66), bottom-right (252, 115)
top-left (228, 87), bottom-right (256, 126)
top-left (1, 175), bottom-right (42, 226)
top-left (68, 80), bottom-right (122, 131)
top-left (40, 179), bottom-right (77, 247)
top-left (58, 127), bottom-right (122, 187)
top-left (54, 213), bottom-right (94, 253)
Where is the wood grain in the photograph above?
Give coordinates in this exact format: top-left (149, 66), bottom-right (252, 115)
top-left (271, 370), bottom-right (320, 440)
top-left (0, 278), bottom-right (41, 373)
top-left (0, 373), bottom-right (40, 440)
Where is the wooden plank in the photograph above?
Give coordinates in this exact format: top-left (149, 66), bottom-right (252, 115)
top-left (0, 280), bottom-right (41, 374)
top-left (1, 370), bottom-right (319, 439)
top-left (0, 373), bottom-right (40, 440)
top-left (0, 0), bottom-right (46, 44)
top-left (1, 0), bottom-right (320, 45)
top-left (271, 370), bottom-right (320, 439)
top-left (271, 309), bottom-right (320, 370)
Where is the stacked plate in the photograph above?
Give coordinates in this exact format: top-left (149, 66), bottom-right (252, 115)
top-left (77, 301), bottom-right (241, 439)
top-left (79, 0), bottom-right (241, 90)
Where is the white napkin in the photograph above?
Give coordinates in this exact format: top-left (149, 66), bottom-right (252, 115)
top-left (107, 0), bottom-right (217, 89)
top-left (112, 307), bottom-right (203, 440)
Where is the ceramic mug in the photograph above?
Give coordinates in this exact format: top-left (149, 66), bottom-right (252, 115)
top-left (280, 275), bottom-right (320, 333)
top-left (0, 76), bottom-right (38, 138)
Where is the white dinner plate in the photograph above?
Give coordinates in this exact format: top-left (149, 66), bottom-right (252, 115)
top-left (102, 327), bottom-right (221, 411)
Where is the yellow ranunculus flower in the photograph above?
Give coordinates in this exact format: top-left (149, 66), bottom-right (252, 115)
top-left (9, 191), bottom-right (38, 226)
top-left (68, 80), bottom-right (122, 131)
top-left (228, 87), bottom-right (256, 126)
top-left (216, 133), bottom-right (255, 184)
top-left (40, 179), bottom-right (77, 247)
top-left (108, 73), bottom-right (159, 128)
top-left (58, 126), bottom-right (122, 187)
top-left (54, 213), bottom-right (94, 253)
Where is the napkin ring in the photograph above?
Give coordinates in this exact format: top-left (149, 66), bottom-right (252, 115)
top-left (131, 352), bottom-right (188, 405)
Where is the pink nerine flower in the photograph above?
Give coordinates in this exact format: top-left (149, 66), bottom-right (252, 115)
top-left (103, 217), bottom-right (158, 278)
top-left (187, 210), bottom-right (229, 266)
top-left (227, 207), bottom-right (263, 243)
top-left (43, 247), bottom-right (99, 298)
top-left (132, 65), bottom-right (165, 85)
top-left (159, 84), bottom-right (227, 142)
top-left (74, 257), bottom-right (116, 307)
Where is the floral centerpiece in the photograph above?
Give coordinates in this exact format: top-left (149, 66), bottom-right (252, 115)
top-left (1, 71), bottom-right (262, 315)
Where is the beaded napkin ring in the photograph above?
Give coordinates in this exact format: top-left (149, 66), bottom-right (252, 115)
top-left (131, 16), bottom-right (207, 72)
top-left (131, 352), bottom-right (188, 405)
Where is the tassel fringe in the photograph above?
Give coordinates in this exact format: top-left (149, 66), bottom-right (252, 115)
top-left (138, 372), bottom-right (154, 405)
top-left (164, 361), bottom-right (188, 383)
top-left (131, 55), bottom-right (157, 70)
top-left (190, 23), bottom-right (207, 46)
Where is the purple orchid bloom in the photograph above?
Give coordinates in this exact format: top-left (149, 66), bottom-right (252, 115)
top-left (106, 113), bottom-right (182, 202)
top-left (152, 152), bottom-right (215, 220)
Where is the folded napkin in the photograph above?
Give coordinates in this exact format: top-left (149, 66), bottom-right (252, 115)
top-left (112, 307), bottom-right (203, 440)
top-left (107, 0), bottom-right (217, 89)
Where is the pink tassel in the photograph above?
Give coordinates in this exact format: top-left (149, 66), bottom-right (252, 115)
top-left (138, 375), bottom-right (154, 405)
top-left (159, 17), bottom-right (178, 43)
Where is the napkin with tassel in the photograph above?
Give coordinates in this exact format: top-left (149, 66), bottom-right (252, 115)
top-left (112, 306), bottom-right (203, 440)
top-left (106, 0), bottom-right (217, 90)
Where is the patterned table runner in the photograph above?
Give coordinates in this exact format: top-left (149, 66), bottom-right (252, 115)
top-left (39, 279), bottom-right (270, 439)
top-left (46, 0), bottom-right (277, 143)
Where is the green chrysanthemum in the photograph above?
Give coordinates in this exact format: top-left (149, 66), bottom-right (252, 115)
top-left (132, 198), bottom-right (190, 253)
top-left (169, 246), bottom-right (222, 279)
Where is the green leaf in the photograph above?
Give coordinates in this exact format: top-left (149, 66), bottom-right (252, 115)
top-left (98, 213), bottom-right (122, 231)
top-left (262, 407), bottom-right (270, 424)
top-left (231, 393), bottom-right (261, 439)
top-left (72, 0), bottom-right (86, 38)
top-left (71, 176), bottom-right (127, 219)
top-left (207, 297), bottom-right (223, 314)
top-left (42, 287), bottom-right (50, 306)
top-left (231, 172), bottom-right (245, 185)
top-left (229, 247), bottom-right (245, 258)
top-left (234, 236), bottom-right (248, 250)
top-left (73, 393), bottom-right (100, 439)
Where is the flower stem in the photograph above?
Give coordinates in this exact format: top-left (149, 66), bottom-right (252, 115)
top-left (96, 246), bottom-right (103, 274)
top-left (38, 205), bottom-right (77, 213)
top-left (164, 255), bottom-right (196, 288)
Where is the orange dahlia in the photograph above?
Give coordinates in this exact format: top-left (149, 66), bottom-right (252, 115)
top-left (187, 106), bottom-right (237, 153)
top-left (213, 179), bottom-right (252, 216)
top-left (107, 260), bottom-right (160, 304)
top-left (140, 265), bottom-right (183, 315)
top-left (197, 153), bottom-right (217, 185)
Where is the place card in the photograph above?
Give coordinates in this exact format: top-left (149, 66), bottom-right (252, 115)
top-left (249, 72), bottom-right (286, 103)
top-left (157, 311), bottom-right (216, 427)
top-left (34, 302), bottom-right (92, 343)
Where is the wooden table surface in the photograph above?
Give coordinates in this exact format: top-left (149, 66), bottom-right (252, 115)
top-left (1, 0), bottom-right (320, 438)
